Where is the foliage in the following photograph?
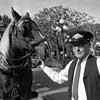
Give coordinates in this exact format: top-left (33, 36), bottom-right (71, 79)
top-left (34, 5), bottom-right (95, 33)
top-left (0, 15), bottom-right (11, 37)
top-left (33, 5), bottom-right (95, 46)
top-left (33, 5), bottom-right (95, 61)
top-left (2, 15), bottom-right (11, 28)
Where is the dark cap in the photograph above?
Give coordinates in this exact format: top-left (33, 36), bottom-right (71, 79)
top-left (68, 30), bottom-right (93, 45)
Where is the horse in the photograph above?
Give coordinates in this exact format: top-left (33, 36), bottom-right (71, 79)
top-left (0, 7), bottom-right (47, 100)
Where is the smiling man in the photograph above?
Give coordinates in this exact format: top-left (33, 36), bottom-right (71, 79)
top-left (40, 30), bottom-right (100, 100)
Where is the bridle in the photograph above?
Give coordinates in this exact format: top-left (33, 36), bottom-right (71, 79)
top-left (0, 51), bottom-right (30, 70)
top-left (0, 17), bottom-right (47, 70)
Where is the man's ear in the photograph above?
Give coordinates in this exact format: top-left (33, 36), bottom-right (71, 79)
top-left (11, 7), bottom-right (21, 22)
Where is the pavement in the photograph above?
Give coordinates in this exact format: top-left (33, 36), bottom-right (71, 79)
top-left (31, 67), bottom-right (69, 100)
top-left (0, 67), bottom-right (69, 100)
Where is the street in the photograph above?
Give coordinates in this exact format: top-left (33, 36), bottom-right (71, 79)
top-left (0, 67), bottom-right (68, 100)
top-left (32, 67), bottom-right (69, 100)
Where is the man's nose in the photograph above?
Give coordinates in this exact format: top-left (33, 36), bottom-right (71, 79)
top-left (76, 47), bottom-right (80, 52)
top-left (77, 49), bottom-right (80, 52)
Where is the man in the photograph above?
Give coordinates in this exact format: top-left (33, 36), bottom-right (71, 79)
top-left (40, 30), bottom-right (100, 100)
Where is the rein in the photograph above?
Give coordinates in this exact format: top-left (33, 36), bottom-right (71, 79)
top-left (0, 51), bottom-right (30, 70)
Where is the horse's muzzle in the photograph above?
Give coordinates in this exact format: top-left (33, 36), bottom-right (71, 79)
top-left (31, 38), bottom-right (47, 47)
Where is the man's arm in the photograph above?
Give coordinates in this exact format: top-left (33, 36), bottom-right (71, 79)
top-left (40, 60), bottom-right (73, 84)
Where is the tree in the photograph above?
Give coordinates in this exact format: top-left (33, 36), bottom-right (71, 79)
top-left (34, 5), bottom-right (95, 33)
top-left (33, 5), bottom-right (95, 64)
top-left (2, 15), bottom-right (11, 28)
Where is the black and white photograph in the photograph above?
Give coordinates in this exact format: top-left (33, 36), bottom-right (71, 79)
top-left (0, 0), bottom-right (100, 100)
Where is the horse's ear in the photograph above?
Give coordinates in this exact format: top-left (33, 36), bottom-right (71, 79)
top-left (22, 12), bottom-right (30, 19)
top-left (11, 7), bottom-right (21, 21)
top-left (25, 12), bottom-right (30, 18)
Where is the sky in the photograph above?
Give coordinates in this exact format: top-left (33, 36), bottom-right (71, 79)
top-left (0, 0), bottom-right (100, 23)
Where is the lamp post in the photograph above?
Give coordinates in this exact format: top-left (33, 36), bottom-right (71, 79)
top-left (52, 18), bottom-right (69, 64)
top-left (58, 19), bottom-right (68, 62)
top-left (52, 26), bottom-right (61, 60)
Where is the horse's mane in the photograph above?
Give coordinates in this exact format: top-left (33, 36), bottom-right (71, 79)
top-left (0, 20), bottom-right (13, 57)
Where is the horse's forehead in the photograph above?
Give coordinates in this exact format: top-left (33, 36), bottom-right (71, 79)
top-left (16, 18), bottom-right (31, 30)
top-left (14, 16), bottom-right (45, 40)
top-left (17, 20), bottom-right (24, 27)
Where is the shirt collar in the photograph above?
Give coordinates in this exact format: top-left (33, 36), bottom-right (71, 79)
top-left (81, 53), bottom-right (90, 62)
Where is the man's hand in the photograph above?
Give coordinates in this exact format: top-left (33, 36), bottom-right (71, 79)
top-left (39, 59), bottom-right (45, 69)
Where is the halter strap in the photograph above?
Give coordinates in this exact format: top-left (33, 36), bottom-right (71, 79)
top-left (0, 51), bottom-right (30, 70)
top-left (0, 51), bottom-right (30, 62)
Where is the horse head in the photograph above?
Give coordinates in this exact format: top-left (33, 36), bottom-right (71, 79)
top-left (0, 7), bottom-right (48, 67)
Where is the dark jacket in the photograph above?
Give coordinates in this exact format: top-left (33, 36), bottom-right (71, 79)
top-left (67, 55), bottom-right (100, 100)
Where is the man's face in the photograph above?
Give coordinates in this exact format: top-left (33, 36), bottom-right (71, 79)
top-left (72, 42), bottom-right (90, 59)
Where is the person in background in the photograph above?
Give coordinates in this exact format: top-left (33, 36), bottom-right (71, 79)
top-left (39, 30), bottom-right (100, 100)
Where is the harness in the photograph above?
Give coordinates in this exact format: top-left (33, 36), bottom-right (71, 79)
top-left (0, 52), bottom-right (30, 70)
top-left (0, 51), bottom-right (31, 100)
top-left (0, 40), bottom-right (46, 100)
